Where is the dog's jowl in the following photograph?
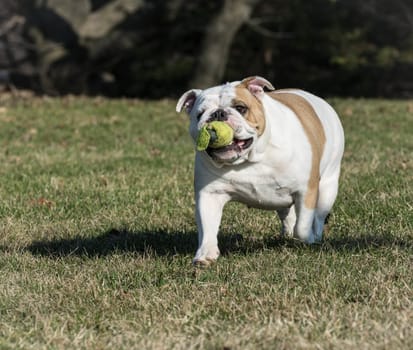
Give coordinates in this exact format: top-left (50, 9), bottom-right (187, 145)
top-left (176, 76), bottom-right (345, 265)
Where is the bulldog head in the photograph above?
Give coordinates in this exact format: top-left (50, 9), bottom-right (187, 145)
top-left (176, 76), bottom-right (275, 166)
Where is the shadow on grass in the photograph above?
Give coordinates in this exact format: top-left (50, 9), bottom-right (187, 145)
top-left (26, 229), bottom-right (279, 258)
top-left (25, 228), bottom-right (412, 258)
top-left (27, 228), bottom-right (198, 257)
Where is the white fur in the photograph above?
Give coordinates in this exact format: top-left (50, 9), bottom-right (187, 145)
top-left (177, 78), bottom-right (344, 265)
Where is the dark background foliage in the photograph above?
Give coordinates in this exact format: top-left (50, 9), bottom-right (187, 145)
top-left (1, 0), bottom-right (413, 98)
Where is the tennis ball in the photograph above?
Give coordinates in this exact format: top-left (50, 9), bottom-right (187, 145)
top-left (196, 121), bottom-right (234, 151)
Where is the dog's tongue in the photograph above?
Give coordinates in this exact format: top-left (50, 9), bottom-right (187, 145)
top-left (236, 139), bottom-right (246, 147)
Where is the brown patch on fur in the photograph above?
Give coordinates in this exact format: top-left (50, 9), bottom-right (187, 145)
top-left (233, 84), bottom-right (266, 135)
top-left (268, 91), bottom-right (326, 209)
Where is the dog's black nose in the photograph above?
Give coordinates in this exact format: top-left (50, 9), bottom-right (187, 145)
top-left (210, 109), bottom-right (227, 121)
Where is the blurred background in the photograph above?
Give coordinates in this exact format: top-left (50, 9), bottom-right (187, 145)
top-left (1, 0), bottom-right (413, 98)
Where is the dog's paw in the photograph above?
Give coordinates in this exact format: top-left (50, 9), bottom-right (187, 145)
top-left (193, 246), bottom-right (220, 266)
top-left (281, 228), bottom-right (294, 238)
top-left (193, 257), bottom-right (216, 267)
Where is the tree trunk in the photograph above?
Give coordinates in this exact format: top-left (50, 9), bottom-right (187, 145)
top-left (190, 0), bottom-right (260, 89)
top-left (79, 0), bottom-right (144, 39)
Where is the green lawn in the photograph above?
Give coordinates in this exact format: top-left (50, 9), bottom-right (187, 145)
top-left (0, 95), bottom-right (412, 349)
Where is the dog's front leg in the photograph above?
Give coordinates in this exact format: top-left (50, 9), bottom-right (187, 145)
top-left (193, 190), bottom-right (229, 266)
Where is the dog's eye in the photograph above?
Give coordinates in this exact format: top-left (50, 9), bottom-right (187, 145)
top-left (196, 110), bottom-right (204, 120)
top-left (235, 105), bottom-right (248, 115)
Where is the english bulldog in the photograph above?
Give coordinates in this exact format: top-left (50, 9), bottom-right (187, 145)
top-left (176, 76), bottom-right (345, 265)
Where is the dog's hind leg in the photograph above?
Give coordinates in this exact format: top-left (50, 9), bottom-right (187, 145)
top-left (277, 206), bottom-right (296, 237)
top-left (312, 173), bottom-right (340, 242)
top-left (292, 188), bottom-right (319, 243)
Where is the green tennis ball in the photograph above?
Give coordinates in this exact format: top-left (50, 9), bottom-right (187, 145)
top-left (196, 126), bottom-right (211, 151)
top-left (196, 121), bottom-right (234, 151)
top-left (208, 121), bottom-right (234, 148)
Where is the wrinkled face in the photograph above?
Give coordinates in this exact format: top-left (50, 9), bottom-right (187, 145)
top-left (184, 81), bottom-right (266, 166)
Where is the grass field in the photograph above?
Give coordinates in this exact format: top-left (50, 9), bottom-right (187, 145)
top-left (0, 93), bottom-right (412, 349)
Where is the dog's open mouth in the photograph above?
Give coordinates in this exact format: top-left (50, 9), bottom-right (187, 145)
top-left (206, 137), bottom-right (253, 161)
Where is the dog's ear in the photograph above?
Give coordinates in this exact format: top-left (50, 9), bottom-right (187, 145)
top-left (240, 76), bottom-right (275, 97)
top-left (176, 89), bottom-right (201, 113)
